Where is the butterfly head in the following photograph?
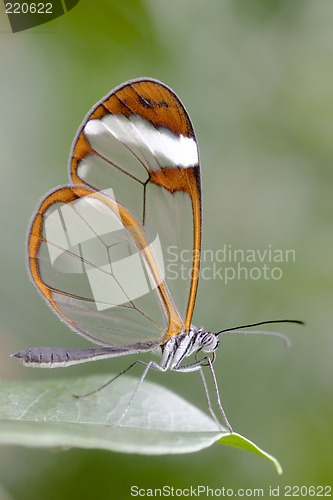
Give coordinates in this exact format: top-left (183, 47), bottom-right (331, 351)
top-left (192, 326), bottom-right (219, 353)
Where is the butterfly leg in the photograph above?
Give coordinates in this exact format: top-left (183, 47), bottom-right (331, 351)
top-left (199, 362), bottom-right (232, 433)
top-left (173, 357), bottom-right (233, 433)
top-left (72, 357), bottom-right (167, 426)
top-left (73, 360), bottom-right (147, 398)
top-left (110, 359), bottom-right (167, 427)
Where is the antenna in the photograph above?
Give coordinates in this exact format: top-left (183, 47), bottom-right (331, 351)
top-left (215, 319), bottom-right (304, 347)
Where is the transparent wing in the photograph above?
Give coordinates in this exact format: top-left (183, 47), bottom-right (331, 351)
top-left (70, 78), bottom-right (202, 335)
top-left (28, 186), bottom-right (183, 347)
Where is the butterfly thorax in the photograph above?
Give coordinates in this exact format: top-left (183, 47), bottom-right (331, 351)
top-left (160, 326), bottom-right (219, 371)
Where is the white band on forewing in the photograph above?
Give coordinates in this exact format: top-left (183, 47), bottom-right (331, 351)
top-left (85, 114), bottom-right (199, 170)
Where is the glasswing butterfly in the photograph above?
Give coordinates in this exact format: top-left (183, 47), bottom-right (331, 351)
top-left (13, 78), bottom-right (302, 432)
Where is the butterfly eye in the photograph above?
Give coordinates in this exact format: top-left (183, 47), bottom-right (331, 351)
top-left (200, 332), bottom-right (219, 352)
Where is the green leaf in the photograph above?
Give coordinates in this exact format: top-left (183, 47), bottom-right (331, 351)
top-left (217, 434), bottom-right (282, 475)
top-left (0, 376), bottom-right (281, 472)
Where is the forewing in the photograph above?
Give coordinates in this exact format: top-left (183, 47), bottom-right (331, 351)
top-left (70, 78), bottom-right (202, 335)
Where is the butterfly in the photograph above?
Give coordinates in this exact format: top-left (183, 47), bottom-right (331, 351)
top-left (13, 78), bottom-right (302, 431)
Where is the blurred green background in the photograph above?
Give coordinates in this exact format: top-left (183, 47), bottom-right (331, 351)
top-left (0, 0), bottom-right (332, 498)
